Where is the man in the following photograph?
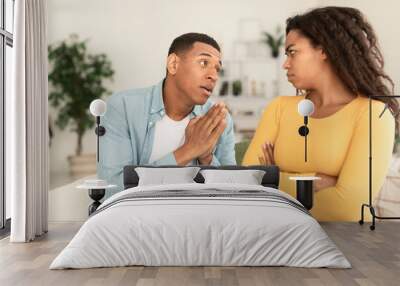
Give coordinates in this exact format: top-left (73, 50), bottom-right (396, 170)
top-left (98, 33), bottom-right (236, 197)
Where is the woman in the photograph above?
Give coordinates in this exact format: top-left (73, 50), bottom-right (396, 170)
top-left (243, 6), bottom-right (398, 221)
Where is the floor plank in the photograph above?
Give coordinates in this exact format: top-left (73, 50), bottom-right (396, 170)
top-left (0, 222), bottom-right (399, 286)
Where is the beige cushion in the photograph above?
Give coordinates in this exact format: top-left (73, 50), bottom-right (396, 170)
top-left (374, 156), bottom-right (400, 217)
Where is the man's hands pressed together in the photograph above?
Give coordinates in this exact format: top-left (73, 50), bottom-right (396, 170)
top-left (174, 102), bottom-right (228, 165)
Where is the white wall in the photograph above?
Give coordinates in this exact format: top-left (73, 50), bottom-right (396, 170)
top-left (48, 0), bottom-right (400, 175)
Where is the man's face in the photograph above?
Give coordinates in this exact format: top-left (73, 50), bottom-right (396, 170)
top-left (171, 42), bottom-right (222, 105)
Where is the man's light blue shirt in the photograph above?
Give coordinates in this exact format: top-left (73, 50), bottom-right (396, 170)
top-left (98, 80), bottom-right (236, 197)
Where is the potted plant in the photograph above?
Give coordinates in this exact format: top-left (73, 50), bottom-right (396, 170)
top-left (262, 26), bottom-right (284, 97)
top-left (262, 26), bottom-right (284, 59)
top-left (232, 80), bottom-right (243, 96)
top-left (48, 34), bottom-right (114, 176)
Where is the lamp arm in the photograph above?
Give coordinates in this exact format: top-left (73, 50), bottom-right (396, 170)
top-left (94, 116), bottom-right (106, 162)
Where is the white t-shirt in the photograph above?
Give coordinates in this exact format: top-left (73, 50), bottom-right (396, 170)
top-left (149, 114), bottom-right (191, 163)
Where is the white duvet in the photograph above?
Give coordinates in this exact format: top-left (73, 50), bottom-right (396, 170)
top-left (50, 183), bottom-right (351, 269)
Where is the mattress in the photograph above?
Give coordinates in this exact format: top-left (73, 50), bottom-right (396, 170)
top-left (50, 183), bottom-right (351, 269)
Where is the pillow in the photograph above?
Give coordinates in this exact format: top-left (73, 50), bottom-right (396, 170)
top-left (135, 167), bottom-right (201, 186)
top-left (200, 169), bottom-right (266, 185)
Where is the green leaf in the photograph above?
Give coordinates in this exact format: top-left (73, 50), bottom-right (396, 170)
top-left (262, 26), bottom-right (284, 58)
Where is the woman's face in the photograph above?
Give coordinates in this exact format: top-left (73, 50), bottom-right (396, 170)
top-left (283, 30), bottom-right (327, 90)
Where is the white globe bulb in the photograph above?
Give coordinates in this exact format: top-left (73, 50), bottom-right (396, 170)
top-left (297, 99), bottom-right (314, 116)
top-left (89, 99), bottom-right (107, 116)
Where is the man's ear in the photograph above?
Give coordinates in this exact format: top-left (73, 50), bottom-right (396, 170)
top-left (166, 53), bottom-right (180, 75)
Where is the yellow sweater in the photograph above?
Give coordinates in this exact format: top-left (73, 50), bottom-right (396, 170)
top-left (242, 95), bottom-right (395, 221)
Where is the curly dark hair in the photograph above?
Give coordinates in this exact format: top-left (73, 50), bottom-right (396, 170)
top-left (286, 6), bottom-right (399, 122)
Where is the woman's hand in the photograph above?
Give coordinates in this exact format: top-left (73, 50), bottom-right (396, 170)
top-left (258, 142), bottom-right (275, 165)
top-left (257, 141), bottom-right (337, 190)
top-left (314, 173), bottom-right (337, 192)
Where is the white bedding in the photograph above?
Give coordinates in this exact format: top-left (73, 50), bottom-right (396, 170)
top-left (50, 183), bottom-right (351, 269)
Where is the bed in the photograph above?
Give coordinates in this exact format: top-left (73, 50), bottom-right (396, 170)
top-left (50, 165), bottom-right (350, 269)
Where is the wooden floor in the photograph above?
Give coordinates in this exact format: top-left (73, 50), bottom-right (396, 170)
top-left (0, 222), bottom-right (399, 286)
